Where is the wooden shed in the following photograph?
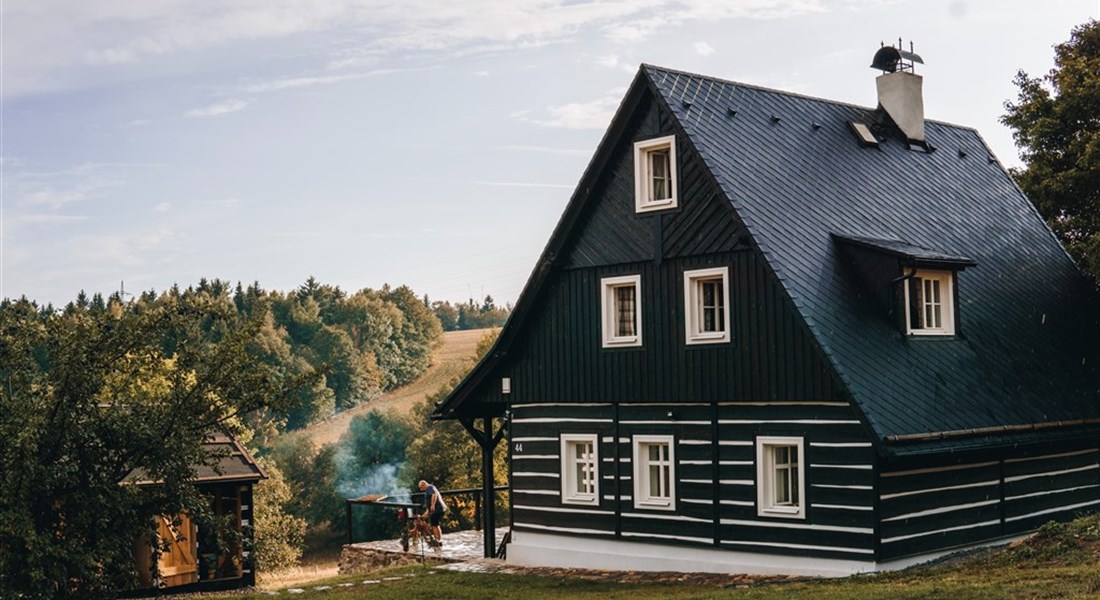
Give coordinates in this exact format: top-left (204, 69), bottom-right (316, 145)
top-left (129, 433), bottom-right (265, 592)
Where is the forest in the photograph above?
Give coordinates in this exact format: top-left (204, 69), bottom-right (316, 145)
top-left (0, 277), bottom-right (508, 597)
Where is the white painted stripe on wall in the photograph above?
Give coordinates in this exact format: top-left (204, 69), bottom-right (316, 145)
top-left (810, 442), bottom-right (873, 448)
top-left (682, 460), bottom-right (713, 465)
top-left (720, 460), bottom-right (753, 466)
top-left (720, 540), bottom-right (874, 555)
top-left (512, 418), bottom-right (613, 424)
top-left (620, 532), bottom-right (714, 544)
top-left (812, 504), bottom-right (873, 512)
top-left (513, 489), bottom-right (559, 496)
top-left (720, 519), bottom-right (873, 535)
top-left (720, 479), bottom-right (754, 486)
top-left (880, 479), bottom-right (998, 501)
top-left (515, 522), bottom-right (614, 536)
top-left (719, 419), bottom-right (861, 425)
top-left (514, 504), bottom-right (614, 516)
top-left (810, 464), bottom-right (873, 470)
top-left (1005, 499), bottom-right (1100, 523)
top-left (1006, 484), bottom-right (1100, 502)
top-left (1004, 449), bottom-right (1096, 464)
top-left (881, 461), bottom-right (998, 478)
top-left (602, 436), bottom-right (615, 443)
top-left (622, 512), bottom-right (711, 523)
top-left (512, 455), bottom-right (559, 460)
top-left (603, 457), bottom-right (631, 463)
top-left (512, 437), bottom-right (558, 443)
top-left (719, 441), bottom-right (753, 446)
top-left (1004, 464), bottom-right (1099, 483)
top-left (514, 472), bottom-right (560, 478)
top-left (813, 484), bottom-right (873, 491)
top-left (514, 403), bottom-right (612, 409)
top-left (630, 402), bottom-right (710, 407)
top-left (682, 479), bottom-right (714, 484)
top-left (720, 500), bottom-right (755, 507)
top-left (681, 498), bottom-right (713, 505)
top-left (620, 420), bottom-right (710, 425)
top-left (679, 440), bottom-right (710, 445)
top-left (881, 520), bottom-right (1001, 544)
top-left (882, 499), bottom-right (1000, 522)
top-left (718, 402), bottom-right (849, 407)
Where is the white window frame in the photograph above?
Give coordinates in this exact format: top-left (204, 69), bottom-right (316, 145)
top-left (684, 266), bottom-right (731, 344)
top-left (600, 275), bottom-right (642, 348)
top-left (560, 434), bottom-right (600, 505)
top-left (902, 269), bottom-right (955, 336)
top-left (633, 435), bottom-right (675, 511)
top-left (756, 436), bottom-right (806, 519)
top-left (634, 135), bottom-right (678, 213)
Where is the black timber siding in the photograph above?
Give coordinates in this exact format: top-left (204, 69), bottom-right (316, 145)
top-left (510, 401), bottom-right (876, 561)
top-left (877, 443), bottom-right (1100, 561)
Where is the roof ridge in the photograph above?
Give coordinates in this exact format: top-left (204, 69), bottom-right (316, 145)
top-left (640, 63), bottom-right (979, 132)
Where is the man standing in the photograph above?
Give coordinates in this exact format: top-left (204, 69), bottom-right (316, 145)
top-left (418, 480), bottom-right (446, 546)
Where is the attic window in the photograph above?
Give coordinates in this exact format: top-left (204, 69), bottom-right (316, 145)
top-left (634, 135), bottom-right (678, 213)
top-left (601, 274), bottom-right (642, 348)
top-left (684, 267), bottom-right (731, 345)
top-left (850, 122), bottom-right (878, 147)
top-left (903, 269), bottom-right (955, 336)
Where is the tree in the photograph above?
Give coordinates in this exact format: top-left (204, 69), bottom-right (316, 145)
top-left (335, 410), bottom-right (412, 540)
top-left (251, 458), bottom-right (306, 572)
top-left (0, 293), bottom-right (310, 598)
top-left (1002, 19), bottom-right (1100, 286)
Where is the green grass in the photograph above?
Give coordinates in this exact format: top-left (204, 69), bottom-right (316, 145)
top-left (232, 507), bottom-right (1100, 599)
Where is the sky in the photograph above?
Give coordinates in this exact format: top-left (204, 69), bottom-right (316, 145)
top-left (3, 0), bottom-right (1098, 309)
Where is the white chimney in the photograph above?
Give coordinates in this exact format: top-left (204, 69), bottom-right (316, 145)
top-left (870, 42), bottom-right (925, 143)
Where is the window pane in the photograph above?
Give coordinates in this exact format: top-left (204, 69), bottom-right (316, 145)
top-left (616, 286), bottom-right (636, 336)
top-left (776, 466), bottom-right (790, 503)
top-left (791, 465), bottom-right (799, 503)
top-left (649, 149), bottom-right (671, 201)
top-left (649, 463), bottom-right (662, 496)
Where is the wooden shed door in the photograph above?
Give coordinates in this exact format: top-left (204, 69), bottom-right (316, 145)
top-left (157, 514), bottom-right (198, 587)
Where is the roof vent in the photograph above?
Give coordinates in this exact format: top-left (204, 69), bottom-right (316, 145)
top-left (871, 39), bottom-right (925, 143)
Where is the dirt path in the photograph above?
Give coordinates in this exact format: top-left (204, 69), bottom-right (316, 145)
top-left (285, 328), bottom-right (491, 449)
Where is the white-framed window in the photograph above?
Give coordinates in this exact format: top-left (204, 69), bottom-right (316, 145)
top-left (903, 269), bottom-right (955, 336)
top-left (601, 275), bottom-right (642, 348)
top-left (560, 434), bottom-right (599, 505)
top-left (633, 435), bottom-right (675, 510)
top-left (756, 436), bottom-right (805, 519)
top-left (684, 267), bottom-right (731, 344)
top-left (634, 135), bottom-right (678, 213)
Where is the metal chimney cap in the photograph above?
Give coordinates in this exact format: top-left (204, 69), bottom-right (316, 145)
top-left (871, 46), bottom-right (924, 73)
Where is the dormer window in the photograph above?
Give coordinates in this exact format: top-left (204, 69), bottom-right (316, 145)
top-left (634, 135), bottom-right (678, 213)
top-left (904, 269), bottom-right (955, 336)
top-left (601, 275), bottom-right (642, 348)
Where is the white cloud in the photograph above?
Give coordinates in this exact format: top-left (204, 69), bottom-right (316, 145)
top-left (204, 197), bottom-right (241, 207)
top-left (468, 180), bottom-right (573, 189)
top-left (184, 98), bottom-right (252, 118)
top-left (154, 202), bottom-right (172, 212)
top-left (513, 89), bottom-right (625, 130)
top-left (4, 0), bottom-right (848, 95)
top-left (595, 54), bottom-right (620, 68)
top-left (694, 41), bottom-right (715, 56)
top-left (472, 70), bottom-right (490, 77)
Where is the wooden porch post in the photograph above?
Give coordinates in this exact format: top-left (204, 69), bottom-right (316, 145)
top-left (460, 414), bottom-right (507, 558)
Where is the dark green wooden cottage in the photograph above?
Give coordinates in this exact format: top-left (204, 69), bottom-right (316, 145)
top-left (434, 47), bottom-right (1100, 575)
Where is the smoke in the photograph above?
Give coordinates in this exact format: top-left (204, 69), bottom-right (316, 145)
top-left (335, 461), bottom-right (412, 503)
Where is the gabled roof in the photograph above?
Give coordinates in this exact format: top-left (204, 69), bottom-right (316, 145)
top-left (125, 433), bottom-right (266, 486)
top-left (437, 64), bottom-right (1100, 454)
top-left (641, 64), bottom-right (1100, 452)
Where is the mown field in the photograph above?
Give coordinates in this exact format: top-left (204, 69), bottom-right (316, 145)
top-left (228, 515), bottom-right (1100, 600)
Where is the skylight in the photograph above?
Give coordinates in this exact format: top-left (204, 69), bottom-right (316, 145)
top-left (850, 122), bottom-right (878, 147)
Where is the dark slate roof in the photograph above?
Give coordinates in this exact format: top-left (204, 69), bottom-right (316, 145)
top-left (125, 433), bottom-right (266, 486)
top-left (832, 234), bottom-right (977, 267)
top-left (642, 64), bottom-right (1100, 450)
